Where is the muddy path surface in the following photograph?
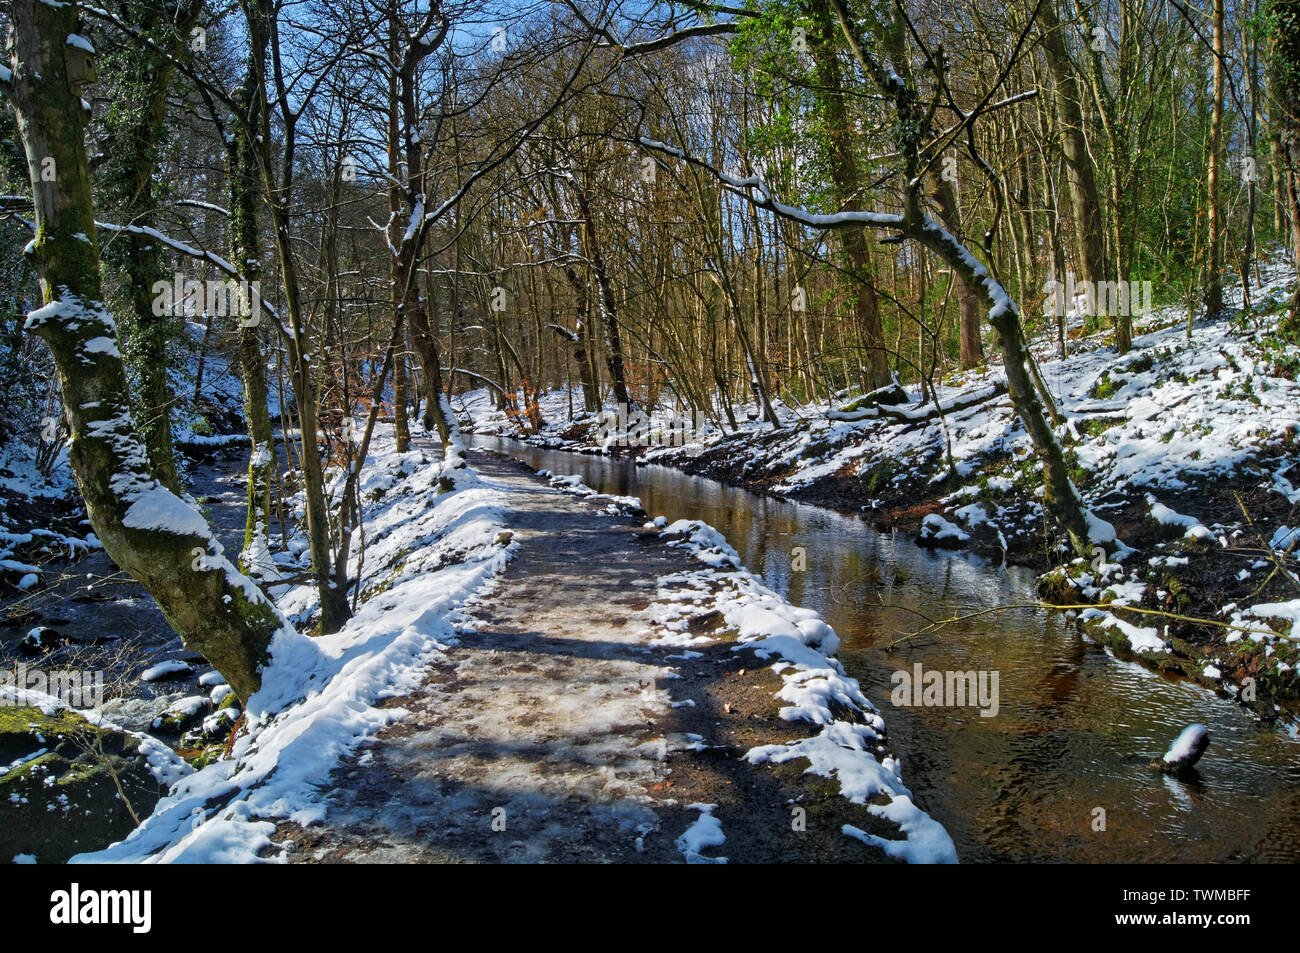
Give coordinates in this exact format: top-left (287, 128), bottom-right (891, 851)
top-left (277, 447), bottom-right (904, 863)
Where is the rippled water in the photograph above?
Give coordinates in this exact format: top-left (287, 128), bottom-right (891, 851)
top-left (471, 435), bottom-right (1300, 863)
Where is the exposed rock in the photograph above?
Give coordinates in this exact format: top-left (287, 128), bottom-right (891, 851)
top-left (1151, 723), bottom-right (1210, 776)
top-left (180, 707), bottom-right (240, 748)
top-left (0, 706), bottom-right (172, 863)
top-left (150, 695), bottom-right (211, 734)
top-left (19, 626), bottom-right (69, 654)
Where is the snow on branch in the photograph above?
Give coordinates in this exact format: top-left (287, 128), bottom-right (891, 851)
top-left (95, 220), bottom-right (289, 338)
top-left (636, 137), bottom-right (905, 233)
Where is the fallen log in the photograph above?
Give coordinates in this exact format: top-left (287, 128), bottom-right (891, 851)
top-left (828, 380), bottom-right (1008, 424)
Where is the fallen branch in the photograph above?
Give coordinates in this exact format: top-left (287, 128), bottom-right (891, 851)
top-left (887, 600), bottom-right (1282, 650)
top-left (829, 380), bottom-right (1008, 423)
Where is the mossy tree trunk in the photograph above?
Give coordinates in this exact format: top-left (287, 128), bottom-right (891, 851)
top-left (1074, 1), bottom-right (1136, 354)
top-left (808, 0), bottom-right (895, 389)
top-left (1039, 1), bottom-right (1108, 299)
top-left (227, 77), bottom-right (276, 569)
top-left (3, 0), bottom-right (288, 703)
top-left (97, 0), bottom-right (204, 494)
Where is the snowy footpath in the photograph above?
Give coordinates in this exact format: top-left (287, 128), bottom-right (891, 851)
top-left (63, 435), bottom-right (952, 863)
top-left (268, 446), bottom-right (955, 863)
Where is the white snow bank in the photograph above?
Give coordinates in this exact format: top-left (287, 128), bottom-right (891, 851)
top-left (658, 518), bottom-right (957, 863)
top-left (73, 431), bottom-right (512, 863)
top-left (921, 513), bottom-right (970, 543)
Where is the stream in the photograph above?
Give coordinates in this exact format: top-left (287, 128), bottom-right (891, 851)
top-left (7, 434), bottom-right (1299, 862)
top-left (1, 443), bottom-right (265, 729)
top-left (469, 434), bottom-right (1300, 863)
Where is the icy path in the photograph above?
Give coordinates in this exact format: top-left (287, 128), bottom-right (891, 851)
top-left (275, 448), bottom-right (943, 862)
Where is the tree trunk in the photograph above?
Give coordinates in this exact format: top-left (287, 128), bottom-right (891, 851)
top-left (1272, 0), bottom-right (1300, 331)
top-left (808, 0), bottom-right (893, 389)
top-left (559, 263), bottom-right (602, 412)
top-left (389, 14), bottom-right (455, 452)
top-left (1074, 0), bottom-right (1132, 352)
top-left (1205, 0), bottom-right (1227, 317)
top-left (227, 77), bottom-right (276, 573)
top-left (244, 0), bottom-right (351, 633)
top-left (574, 186), bottom-right (633, 408)
top-left (5, 0), bottom-right (288, 703)
top-left (387, 32), bottom-right (411, 453)
top-left (96, 1), bottom-right (203, 494)
top-left (930, 172), bottom-right (986, 369)
top-left (1040, 0), bottom-right (1108, 295)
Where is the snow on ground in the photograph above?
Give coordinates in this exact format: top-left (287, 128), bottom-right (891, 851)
top-left (461, 261), bottom-right (1298, 548)
top-left (685, 260), bottom-right (1300, 517)
top-left (676, 803), bottom-right (727, 863)
top-left (652, 517), bottom-right (959, 863)
top-left (540, 472), bottom-right (957, 861)
top-left (72, 429), bottom-right (513, 862)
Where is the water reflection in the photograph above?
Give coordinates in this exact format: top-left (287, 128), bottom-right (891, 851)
top-left (470, 434), bottom-right (1300, 863)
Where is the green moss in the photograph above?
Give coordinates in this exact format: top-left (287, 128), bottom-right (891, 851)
top-left (1125, 352), bottom-right (1156, 374)
top-left (1083, 417), bottom-right (1122, 438)
top-left (802, 436), bottom-right (834, 459)
top-left (186, 748), bottom-right (222, 770)
top-left (0, 706), bottom-right (103, 762)
top-left (1, 706), bottom-right (167, 863)
top-left (860, 458), bottom-right (894, 494)
top-left (1158, 573), bottom-right (1193, 613)
top-left (1036, 567), bottom-right (1075, 602)
top-left (1089, 371), bottom-right (1121, 400)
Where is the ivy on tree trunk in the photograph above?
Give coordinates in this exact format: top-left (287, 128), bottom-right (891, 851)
top-left (2, 0), bottom-right (291, 703)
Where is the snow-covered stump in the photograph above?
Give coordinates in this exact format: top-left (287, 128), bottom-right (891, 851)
top-left (1151, 724), bottom-right (1210, 776)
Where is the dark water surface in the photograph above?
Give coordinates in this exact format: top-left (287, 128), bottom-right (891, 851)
top-left (470, 435), bottom-right (1300, 863)
top-left (1, 444), bottom-right (269, 726)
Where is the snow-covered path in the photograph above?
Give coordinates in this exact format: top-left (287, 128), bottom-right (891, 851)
top-left (275, 448), bottom-right (947, 863)
top-left (283, 449), bottom-right (690, 861)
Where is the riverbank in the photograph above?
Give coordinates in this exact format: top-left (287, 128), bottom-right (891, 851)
top-left (271, 446), bottom-right (953, 863)
top-left (458, 265), bottom-right (1300, 715)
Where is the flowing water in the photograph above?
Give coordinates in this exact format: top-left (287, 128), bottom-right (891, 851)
top-left (0, 444), bottom-right (270, 729)
top-left (470, 435), bottom-right (1300, 863)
